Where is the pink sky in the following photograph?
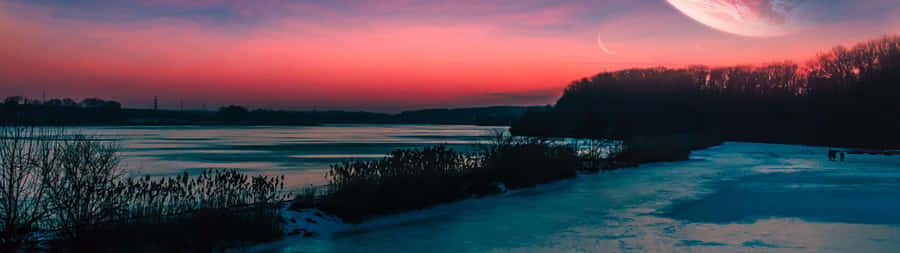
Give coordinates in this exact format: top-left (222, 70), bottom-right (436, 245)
top-left (1, 0), bottom-right (898, 112)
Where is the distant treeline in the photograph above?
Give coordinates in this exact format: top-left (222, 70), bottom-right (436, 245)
top-left (1, 97), bottom-right (126, 125)
top-left (512, 36), bottom-right (900, 148)
top-left (0, 96), bottom-right (541, 126)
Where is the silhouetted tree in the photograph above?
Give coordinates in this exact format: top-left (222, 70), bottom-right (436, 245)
top-left (512, 35), bottom-right (900, 148)
top-left (217, 105), bottom-right (250, 122)
top-left (3, 97), bottom-right (22, 105)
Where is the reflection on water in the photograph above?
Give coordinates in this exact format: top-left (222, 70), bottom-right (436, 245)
top-left (68, 125), bottom-right (505, 189)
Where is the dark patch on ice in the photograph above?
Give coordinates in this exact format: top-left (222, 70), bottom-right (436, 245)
top-left (740, 240), bottom-right (803, 249)
top-left (662, 225), bottom-right (677, 234)
top-left (596, 234), bottom-right (636, 240)
top-left (741, 240), bottom-right (780, 248)
top-left (676, 240), bottom-right (727, 247)
top-left (659, 171), bottom-right (900, 225)
top-left (617, 240), bottom-right (633, 250)
top-left (333, 228), bottom-right (378, 238)
top-left (156, 137), bottom-right (220, 141)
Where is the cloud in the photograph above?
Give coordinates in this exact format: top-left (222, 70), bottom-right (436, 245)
top-left (3, 0), bottom-right (899, 111)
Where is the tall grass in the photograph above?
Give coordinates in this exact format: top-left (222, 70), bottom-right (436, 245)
top-left (296, 130), bottom-right (718, 223)
top-left (0, 125), bottom-right (289, 252)
top-left (297, 132), bottom-right (580, 223)
top-left (114, 170), bottom-right (287, 220)
top-left (55, 169), bottom-right (288, 252)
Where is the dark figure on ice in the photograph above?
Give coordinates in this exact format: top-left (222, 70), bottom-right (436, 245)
top-left (828, 150), bottom-right (836, 161)
top-left (840, 152), bottom-right (845, 162)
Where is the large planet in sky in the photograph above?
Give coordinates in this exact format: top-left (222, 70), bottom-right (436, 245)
top-left (666, 0), bottom-right (813, 37)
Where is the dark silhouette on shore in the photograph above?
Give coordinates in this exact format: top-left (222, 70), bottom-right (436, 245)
top-left (512, 36), bottom-right (900, 149)
top-left (0, 98), bottom-right (540, 126)
top-left (0, 126), bottom-right (288, 252)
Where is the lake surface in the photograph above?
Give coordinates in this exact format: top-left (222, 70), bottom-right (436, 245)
top-left (69, 126), bottom-right (900, 252)
top-left (257, 142), bottom-right (900, 253)
top-left (69, 125), bottom-right (505, 190)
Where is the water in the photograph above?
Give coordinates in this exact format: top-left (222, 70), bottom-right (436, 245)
top-left (64, 126), bottom-right (900, 251)
top-left (68, 125), bottom-right (506, 190)
top-left (258, 142), bottom-right (900, 253)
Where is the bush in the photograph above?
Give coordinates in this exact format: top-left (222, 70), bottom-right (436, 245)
top-left (43, 134), bottom-right (122, 239)
top-left (0, 126), bottom-right (61, 250)
top-left (0, 126), bottom-right (290, 252)
top-left (52, 169), bottom-right (290, 252)
top-left (318, 146), bottom-right (484, 222)
top-left (306, 135), bottom-right (581, 223)
top-left (614, 133), bottom-right (723, 165)
top-left (485, 142), bottom-right (580, 189)
top-left (52, 207), bottom-right (283, 253)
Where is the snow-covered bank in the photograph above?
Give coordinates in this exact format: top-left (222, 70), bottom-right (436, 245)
top-left (250, 142), bottom-right (900, 253)
top-left (280, 208), bottom-right (349, 238)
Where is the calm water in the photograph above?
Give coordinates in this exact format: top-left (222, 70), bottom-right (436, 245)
top-left (69, 125), bottom-right (506, 190)
top-left (258, 142), bottom-right (900, 253)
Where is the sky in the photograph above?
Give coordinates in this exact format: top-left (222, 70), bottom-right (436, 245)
top-left (1, 0), bottom-right (899, 112)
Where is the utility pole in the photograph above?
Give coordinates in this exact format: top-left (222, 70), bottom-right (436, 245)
top-left (153, 96), bottom-right (159, 111)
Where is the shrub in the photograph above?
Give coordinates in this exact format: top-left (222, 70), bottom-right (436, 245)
top-left (318, 146), bottom-right (483, 222)
top-left (485, 142), bottom-right (580, 189)
top-left (308, 135), bottom-right (581, 223)
top-left (0, 125), bottom-right (290, 252)
top-left (614, 133), bottom-right (722, 165)
top-left (52, 207), bottom-right (284, 253)
top-left (0, 126), bottom-right (61, 250)
top-left (43, 134), bottom-right (122, 239)
top-left (53, 170), bottom-right (290, 252)
top-left (289, 185), bottom-right (320, 210)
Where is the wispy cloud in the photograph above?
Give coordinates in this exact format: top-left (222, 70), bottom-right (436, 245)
top-left (2, 0), bottom-right (898, 110)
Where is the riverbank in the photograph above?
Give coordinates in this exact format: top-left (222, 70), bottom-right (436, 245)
top-left (257, 142), bottom-right (900, 253)
top-left (284, 133), bottom-right (723, 225)
top-left (289, 139), bottom-right (583, 223)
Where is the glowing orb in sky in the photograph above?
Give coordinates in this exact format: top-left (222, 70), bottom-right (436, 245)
top-left (666, 0), bottom-right (812, 37)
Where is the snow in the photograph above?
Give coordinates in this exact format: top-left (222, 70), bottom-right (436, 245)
top-left (280, 208), bottom-right (349, 238)
top-left (252, 142), bottom-right (900, 253)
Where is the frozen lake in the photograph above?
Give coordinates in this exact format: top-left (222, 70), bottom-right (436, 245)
top-left (68, 125), bottom-right (506, 190)
top-left (258, 142), bottom-right (900, 253)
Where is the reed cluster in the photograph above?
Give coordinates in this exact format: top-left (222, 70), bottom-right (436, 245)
top-left (0, 125), bottom-right (288, 252)
top-left (294, 133), bottom-right (580, 223)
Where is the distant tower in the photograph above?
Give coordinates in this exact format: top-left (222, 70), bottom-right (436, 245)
top-left (153, 96), bottom-right (159, 111)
